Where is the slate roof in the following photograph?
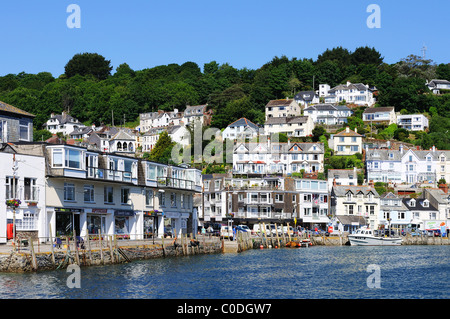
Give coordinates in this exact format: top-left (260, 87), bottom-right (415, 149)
top-left (294, 91), bottom-right (317, 102)
top-left (336, 215), bottom-right (367, 225)
top-left (402, 198), bottom-right (438, 211)
top-left (328, 83), bottom-right (368, 93)
top-left (363, 107), bottom-right (394, 114)
top-left (226, 118), bottom-right (259, 130)
top-left (332, 185), bottom-right (380, 197)
top-left (234, 142), bottom-right (324, 154)
top-left (265, 99), bottom-right (296, 107)
top-left (0, 101), bottom-right (35, 118)
top-left (265, 116), bottom-right (309, 125)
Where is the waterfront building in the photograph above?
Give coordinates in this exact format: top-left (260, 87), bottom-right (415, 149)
top-left (200, 174), bottom-right (297, 229)
top-left (401, 197), bottom-right (440, 232)
top-left (0, 101), bottom-right (34, 143)
top-left (141, 125), bottom-right (190, 152)
top-left (233, 141), bottom-right (324, 175)
top-left (0, 145), bottom-right (46, 244)
top-left (419, 187), bottom-right (450, 232)
top-left (379, 192), bottom-right (410, 233)
top-left (294, 178), bottom-right (330, 230)
top-left (330, 185), bottom-right (381, 232)
top-left (0, 142), bottom-right (202, 243)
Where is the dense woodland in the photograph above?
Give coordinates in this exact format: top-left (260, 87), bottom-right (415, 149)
top-left (0, 47), bottom-right (449, 151)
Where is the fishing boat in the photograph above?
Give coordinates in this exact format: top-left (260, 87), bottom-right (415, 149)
top-left (348, 226), bottom-right (402, 246)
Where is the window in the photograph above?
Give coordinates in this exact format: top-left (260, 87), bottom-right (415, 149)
top-left (52, 149), bottom-right (63, 167)
top-left (121, 188), bottom-right (130, 205)
top-left (181, 194), bottom-right (185, 208)
top-left (64, 183), bottom-right (75, 201)
top-left (24, 178), bottom-right (37, 201)
top-left (104, 186), bottom-right (114, 204)
top-left (17, 212), bottom-right (37, 230)
top-left (159, 192), bottom-right (166, 207)
top-left (19, 120), bottom-right (29, 141)
top-left (65, 149), bottom-right (82, 169)
top-left (145, 189), bottom-right (154, 206)
top-left (348, 205), bottom-right (354, 215)
top-left (84, 185), bottom-right (95, 203)
top-left (146, 164), bottom-right (157, 180)
top-left (275, 194), bottom-right (284, 202)
top-left (171, 193), bottom-right (177, 207)
top-left (5, 176), bottom-right (18, 199)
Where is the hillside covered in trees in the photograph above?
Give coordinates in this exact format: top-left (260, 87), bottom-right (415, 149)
top-left (0, 47), bottom-right (449, 149)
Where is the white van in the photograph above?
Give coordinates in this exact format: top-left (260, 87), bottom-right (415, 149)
top-left (220, 225), bottom-right (234, 239)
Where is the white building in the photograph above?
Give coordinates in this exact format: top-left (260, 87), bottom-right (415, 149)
top-left (365, 146), bottom-right (450, 185)
top-left (363, 107), bottom-right (397, 125)
top-left (426, 79), bottom-right (450, 94)
top-left (43, 112), bottom-right (86, 136)
top-left (0, 148), bottom-right (46, 244)
top-left (330, 185), bottom-right (381, 232)
top-left (303, 104), bottom-right (353, 125)
top-left (233, 141), bottom-right (324, 175)
top-left (331, 127), bottom-right (363, 156)
top-left (142, 125), bottom-right (190, 152)
top-left (265, 99), bottom-right (301, 121)
top-left (295, 178), bottom-right (330, 229)
top-left (321, 82), bottom-right (376, 106)
top-left (222, 118), bottom-right (261, 140)
top-left (138, 109), bottom-right (183, 133)
top-left (397, 114), bottom-right (429, 131)
top-left (183, 105), bottom-right (212, 127)
top-left (294, 91), bottom-right (319, 107)
top-left (327, 168), bottom-right (358, 191)
top-left (0, 142), bottom-right (202, 244)
top-left (264, 116), bottom-right (314, 138)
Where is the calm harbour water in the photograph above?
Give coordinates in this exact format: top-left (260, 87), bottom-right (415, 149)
top-left (0, 245), bottom-right (448, 299)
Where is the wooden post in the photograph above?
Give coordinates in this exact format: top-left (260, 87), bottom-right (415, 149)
top-left (275, 223), bottom-right (280, 248)
top-left (29, 237), bottom-right (38, 271)
top-left (281, 224), bottom-right (286, 246)
top-left (262, 223), bottom-right (269, 248)
top-left (49, 223), bottom-right (55, 266)
top-left (74, 230), bottom-right (80, 266)
top-left (98, 230), bottom-right (104, 264)
top-left (109, 235), bottom-right (114, 264)
top-left (287, 222), bottom-right (292, 242)
top-left (86, 233), bottom-right (92, 265)
top-left (161, 235), bottom-right (165, 257)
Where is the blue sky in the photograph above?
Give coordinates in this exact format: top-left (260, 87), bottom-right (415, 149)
top-left (0, 0), bottom-right (448, 77)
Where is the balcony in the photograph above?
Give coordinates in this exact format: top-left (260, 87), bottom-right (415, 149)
top-left (157, 177), bottom-right (199, 191)
top-left (87, 167), bottom-right (135, 183)
top-left (232, 211), bottom-right (294, 220)
top-left (244, 198), bottom-right (273, 205)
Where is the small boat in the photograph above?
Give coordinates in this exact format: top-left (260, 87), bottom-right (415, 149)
top-left (285, 241), bottom-right (300, 248)
top-left (348, 226), bottom-right (402, 246)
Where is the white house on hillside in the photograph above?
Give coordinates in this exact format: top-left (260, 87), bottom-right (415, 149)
top-left (294, 91), bottom-right (319, 107)
top-left (303, 104), bottom-right (353, 125)
top-left (331, 127), bottom-right (363, 156)
top-left (43, 112), bottom-right (86, 136)
top-left (265, 99), bottom-right (301, 121)
top-left (426, 79), bottom-right (450, 94)
top-left (397, 114), bottom-right (429, 131)
top-left (264, 116), bottom-right (314, 138)
top-left (363, 107), bottom-right (397, 125)
top-left (222, 118), bottom-right (261, 140)
top-left (321, 81), bottom-right (376, 106)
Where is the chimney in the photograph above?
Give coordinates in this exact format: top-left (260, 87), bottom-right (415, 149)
top-left (333, 178), bottom-right (337, 187)
top-left (439, 183), bottom-right (448, 194)
top-left (345, 127), bottom-right (350, 133)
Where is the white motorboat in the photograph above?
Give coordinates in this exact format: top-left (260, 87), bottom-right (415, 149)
top-left (348, 227), bottom-right (402, 246)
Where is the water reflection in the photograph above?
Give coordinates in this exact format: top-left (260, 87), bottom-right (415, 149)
top-left (0, 246), bottom-right (448, 299)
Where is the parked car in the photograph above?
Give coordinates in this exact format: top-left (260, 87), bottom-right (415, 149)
top-left (220, 225), bottom-right (234, 240)
top-left (236, 225), bottom-right (250, 234)
top-left (282, 226), bottom-right (294, 236)
top-left (164, 226), bottom-right (173, 238)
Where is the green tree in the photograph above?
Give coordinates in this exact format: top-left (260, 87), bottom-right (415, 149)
top-left (144, 131), bottom-right (175, 164)
top-left (64, 53), bottom-right (113, 80)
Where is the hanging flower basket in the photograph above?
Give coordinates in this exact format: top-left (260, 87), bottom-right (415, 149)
top-left (6, 199), bottom-right (21, 208)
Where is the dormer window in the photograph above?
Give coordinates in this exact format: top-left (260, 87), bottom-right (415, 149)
top-left (423, 199), bottom-right (429, 208)
top-left (409, 199), bottom-right (416, 207)
top-left (346, 192), bottom-right (352, 201)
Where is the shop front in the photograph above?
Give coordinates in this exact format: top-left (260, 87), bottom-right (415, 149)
top-left (143, 210), bottom-right (164, 238)
top-left (86, 208), bottom-right (109, 236)
top-left (114, 210), bottom-right (136, 239)
top-left (55, 208), bottom-right (82, 237)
